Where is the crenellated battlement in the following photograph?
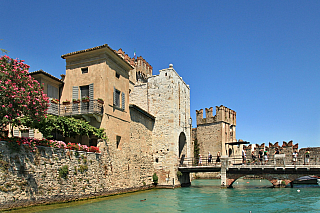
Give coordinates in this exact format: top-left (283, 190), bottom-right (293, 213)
top-left (243, 140), bottom-right (299, 153)
top-left (116, 49), bottom-right (153, 79)
top-left (196, 105), bottom-right (236, 126)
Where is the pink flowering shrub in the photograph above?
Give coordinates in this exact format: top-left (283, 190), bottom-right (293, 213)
top-left (0, 55), bottom-right (49, 131)
top-left (54, 141), bottom-right (67, 149)
top-left (0, 136), bottom-right (100, 153)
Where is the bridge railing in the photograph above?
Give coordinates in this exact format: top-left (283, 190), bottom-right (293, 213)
top-left (179, 154), bottom-right (320, 167)
top-left (179, 157), bottom-right (222, 167)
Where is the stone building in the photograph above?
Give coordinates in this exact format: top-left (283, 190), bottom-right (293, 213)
top-left (59, 44), bottom-right (191, 186)
top-left (4, 43), bottom-right (191, 187)
top-left (193, 105), bottom-right (242, 159)
top-left (130, 64), bottom-right (191, 185)
top-left (59, 44), bottom-right (157, 187)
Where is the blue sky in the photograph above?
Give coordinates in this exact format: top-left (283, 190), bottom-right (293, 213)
top-left (1, 1), bottom-right (319, 148)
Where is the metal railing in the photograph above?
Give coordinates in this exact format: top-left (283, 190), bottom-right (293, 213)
top-left (48, 100), bottom-right (103, 117)
top-left (179, 154), bottom-right (320, 168)
top-left (179, 157), bottom-right (222, 167)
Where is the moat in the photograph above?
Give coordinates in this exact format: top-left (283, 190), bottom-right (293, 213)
top-left (12, 179), bottom-right (320, 213)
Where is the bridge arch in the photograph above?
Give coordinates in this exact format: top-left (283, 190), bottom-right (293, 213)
top-left (226, 174), bottom-right (312, 188)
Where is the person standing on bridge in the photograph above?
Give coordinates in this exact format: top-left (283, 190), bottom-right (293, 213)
top-left (305, 149), bottom-right (310, 165)
top-left (198, 154), bottom-right (202, 166)
top-left (242, 149), bottom-right (246, 164)
top-left (264, 150), bottom-right (269, 165)
top-left (292, 150), bottom-right (298, 165)
top-left (251, 151), bottom-right (256, 164)
top-left (259, 149), bottom-right (263, 165)
top-left (208, 152), bottom-right (212, 164)
top-left (215, 151), bottom-right (221, 166)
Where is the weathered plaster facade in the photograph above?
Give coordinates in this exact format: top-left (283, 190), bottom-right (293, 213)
top-left (61, 45), bottom-right (132, 148)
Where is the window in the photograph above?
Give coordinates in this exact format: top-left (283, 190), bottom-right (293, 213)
top-left (114, 88), bottom-right (121, 108)
top-left (80, 85), bottom-right (89, 98)
top-left (47, 84), bottom-right (59, 99)
top-left (121, 92), bottom-right (125, 110)
top-left (81, 67), bottom-right (88, 74)
top-left (21, 130), bottom-right (29, 138)
top-left (115, 72), bottom-right (120, 78)
top-left (116, 135), bottom-right (121, 149)
top-left (89, 139), bottom-right (97, 147)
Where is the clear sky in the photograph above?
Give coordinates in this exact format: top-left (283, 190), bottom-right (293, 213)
top-left (1, 1), bottom-right (319, 148)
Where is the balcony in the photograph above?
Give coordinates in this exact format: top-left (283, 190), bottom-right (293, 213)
top-left (48, 100), bottom-right (103, 122)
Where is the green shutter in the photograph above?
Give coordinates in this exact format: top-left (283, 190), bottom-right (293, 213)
top-left (29, 129), bottom-right (34, 138)
top-left (89, 83), bottom-right (94, 100)
top-left (113, 87), bottom-right (116, 106)
top-left (72, 86), bottom-right (78, 100)
top-left (13, 129), bottom-right (19, 137)
top-left (122, 92), bottom-right (125, 110)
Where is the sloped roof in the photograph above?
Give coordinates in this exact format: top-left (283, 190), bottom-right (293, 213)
top-left (29, 70), bottom-right (64, 83)
top-left (61, 44), bottom-right (133, 69)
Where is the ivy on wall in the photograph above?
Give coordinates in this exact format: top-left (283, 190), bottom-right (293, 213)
top-left (20, 114), bottom-right (107, 140)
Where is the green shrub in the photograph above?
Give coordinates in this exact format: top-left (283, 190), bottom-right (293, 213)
top-left (177, 171), bottom-right (183, 178)
top-left (152, 173), bottom-right (158, 185)
top-left (0, 159), bottom-right (9, 172)
top-left (78, 164), bottom-right (88, 173)
top-left (58, 165), bottom-right (69, 179)
top-left (74, 151), bottom-right (79, 157)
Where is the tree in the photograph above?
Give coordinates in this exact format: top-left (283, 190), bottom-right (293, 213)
top-left (0, 55), bottom-right (49, 134)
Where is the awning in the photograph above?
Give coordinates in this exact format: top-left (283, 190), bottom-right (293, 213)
top-left (225, 141), bottom-right (250, 145)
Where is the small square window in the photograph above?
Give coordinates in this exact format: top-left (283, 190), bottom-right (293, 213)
top-left (116, 72), bottom-right (120, 78)
top-left (81, 67), bottom-right (88, 74)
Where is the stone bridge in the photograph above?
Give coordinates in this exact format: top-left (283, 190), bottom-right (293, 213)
top-left (179, 156), bottom-right (320, 188)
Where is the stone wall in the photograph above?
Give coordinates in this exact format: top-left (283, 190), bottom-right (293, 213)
top-left (0, 121), bottom-right (155, 211)
top-left (241, 141), bottom-right (320, 165)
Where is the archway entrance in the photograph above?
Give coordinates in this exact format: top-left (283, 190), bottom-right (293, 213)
top-left (179, 132), bottom-right (186, 157)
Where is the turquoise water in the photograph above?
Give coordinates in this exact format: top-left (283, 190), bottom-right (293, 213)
top-left (41, 179), bottom-right (320, 213)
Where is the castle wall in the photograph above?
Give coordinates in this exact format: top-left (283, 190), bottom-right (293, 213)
top-left (0, 108), bottom-right (155, 210)
top-left (130, 65), bottom-right (191, 186)
top-left (243, 141), bottom-right (306, 165)
top-left (196, 122), bottom-right (222, 157)
top-left (195, 105), bottom-right (238, 159)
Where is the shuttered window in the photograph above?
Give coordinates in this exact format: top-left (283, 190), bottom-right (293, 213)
top-left (72, 86), bottom-right (79, 100)
top-left (80, 86), bottom-right (89, 98)
top-left (29, 129), bottom-right (34, 138)
top-left (13, 129), bottom-right (19, 137)
top-left (121, 92), bottom-right (125, 110)
top-left (89, 83), bottom-right (94, 100)
top-left (114, 87), bottom-right (121, 108)
top-left (48, 84), bottom-right (59, 99)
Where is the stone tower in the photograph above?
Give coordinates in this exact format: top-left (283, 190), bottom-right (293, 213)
top-left (130, 64), bottom-right (191, 186)
top-left (195, 105), bottom-right (239, 158)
